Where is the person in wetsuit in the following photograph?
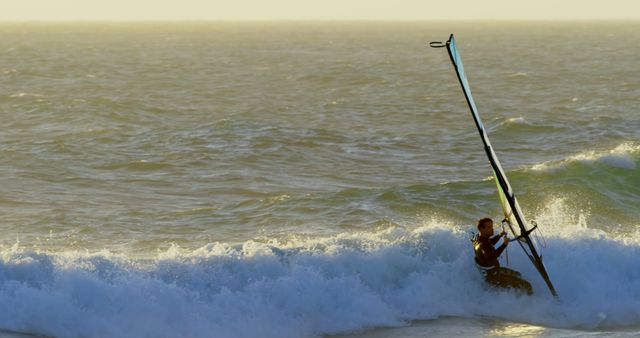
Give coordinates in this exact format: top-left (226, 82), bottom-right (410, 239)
top-left (473, 217), bottom-right (533, 295)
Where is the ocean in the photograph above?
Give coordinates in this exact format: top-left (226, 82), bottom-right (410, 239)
top-left (0, 21), bottom-right (639, 337)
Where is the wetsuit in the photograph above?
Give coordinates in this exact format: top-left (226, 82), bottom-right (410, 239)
top-left (473, 234), bottom-right (533, 295)
top-left (474, 234), bottom-right (506, 268)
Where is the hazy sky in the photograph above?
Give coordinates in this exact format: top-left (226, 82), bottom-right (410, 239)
top-left (3, 0), bottom-right (640, 21)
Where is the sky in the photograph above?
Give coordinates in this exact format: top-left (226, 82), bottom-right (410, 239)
top-left (2, 0), bottom-right (640, 21)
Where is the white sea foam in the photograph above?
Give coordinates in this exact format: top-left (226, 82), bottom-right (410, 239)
top-left (8, 92), bottom-right (43, 98)
top-left (1, 203), bottom-right (640, 337)
top-left (531, 142), bottom-right (640, 171)
top-left (493, 117), bottom-right (528, 130)
top-left (505, 117), bottom-right (526, 124)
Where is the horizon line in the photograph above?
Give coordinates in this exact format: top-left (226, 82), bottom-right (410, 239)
top-left (1, 18), bottom-right (640, 23)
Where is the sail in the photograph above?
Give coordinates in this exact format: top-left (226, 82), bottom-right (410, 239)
top-left (433, 34), bottom-right (558, 297)
top-left (493, 169), bottom-right (519, 235)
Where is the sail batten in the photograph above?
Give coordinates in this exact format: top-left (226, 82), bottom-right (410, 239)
top-left (435, 34), bottom-right (558, 297)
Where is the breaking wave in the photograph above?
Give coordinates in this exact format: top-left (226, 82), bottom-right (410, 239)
top-left (531, 142), bottom-right (640, 172)
top-left (1, 200), bottom-right (640, 337)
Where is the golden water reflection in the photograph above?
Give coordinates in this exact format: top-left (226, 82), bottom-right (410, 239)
top-left (489, 322), bottom-right (547, 337)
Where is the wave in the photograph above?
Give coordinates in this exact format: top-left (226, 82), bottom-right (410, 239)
top-left (506, 72), bottom-right (528, 78)
top-left (523, 142), bottom-right (640, 219)
top-left (531, 142), bottom-right (640, 172)
top-left (490, 116), bottom-right (569, 134)
top-left (1, 202), bottom-right (640, 338)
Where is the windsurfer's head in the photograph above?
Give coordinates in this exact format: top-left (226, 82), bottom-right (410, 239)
top-left (477, 217), bottom-right (494, 236)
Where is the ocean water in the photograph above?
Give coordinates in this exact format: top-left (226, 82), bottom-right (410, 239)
top-left (0, 21), bottom-right (639, 337)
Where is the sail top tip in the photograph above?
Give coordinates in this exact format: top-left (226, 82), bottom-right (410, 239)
top-left (430, 34), bottom-right (455, 49)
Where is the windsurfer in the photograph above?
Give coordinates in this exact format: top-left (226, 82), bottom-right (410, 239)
top-left (473, 217), bottom-right (533, 295)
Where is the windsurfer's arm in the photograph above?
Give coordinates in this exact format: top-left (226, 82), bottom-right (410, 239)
top-left (490, 231), bottom-right (506, 245)
top-left (493, 236), bottom-right (509, 258)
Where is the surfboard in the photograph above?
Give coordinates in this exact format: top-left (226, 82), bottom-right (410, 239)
top-left (430, 34), bottom-right (558, 297)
